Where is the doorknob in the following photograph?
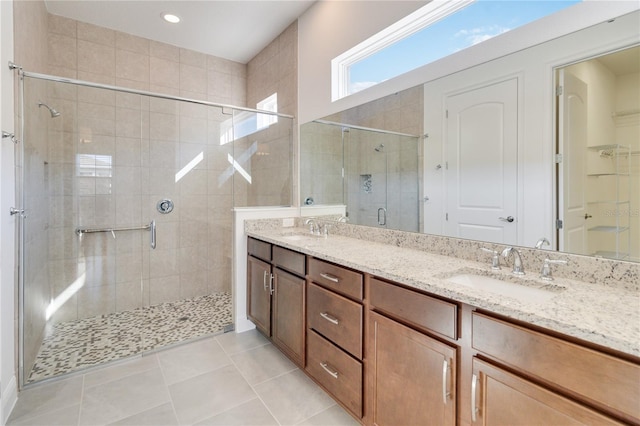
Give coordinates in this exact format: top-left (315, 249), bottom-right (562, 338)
top-left (584, 213), bottom-right (593, 220)
top-left (499, 216), bottom-right (514, 223)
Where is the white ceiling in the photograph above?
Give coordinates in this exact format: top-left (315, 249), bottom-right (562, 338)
top-left (44, 1), bottom-right (316, 64)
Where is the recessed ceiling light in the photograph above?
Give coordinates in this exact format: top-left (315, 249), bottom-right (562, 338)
top-left (162, 13), bottom-right (181, 24)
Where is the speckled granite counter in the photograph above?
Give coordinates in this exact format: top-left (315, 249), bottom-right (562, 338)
top-left (247, 224), bottom-right (640, 358)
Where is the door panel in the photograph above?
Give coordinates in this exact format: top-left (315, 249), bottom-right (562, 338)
top-left (247, 255), bottom-right (271, 336)
top-left (272, 267), bottom-right (305, 366)
top-left (446, 78), bottom-right (518, 245)
top-left (558, 70), bottom-right (589, 255)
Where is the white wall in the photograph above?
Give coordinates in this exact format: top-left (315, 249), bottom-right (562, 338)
top-left (298, 1), bottom-right (640, 124)
top-left (0, 0), bottom-right (17, 422)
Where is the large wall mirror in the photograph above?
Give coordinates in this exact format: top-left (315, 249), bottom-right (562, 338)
top-left (300, 9), bottom-right (639, 262)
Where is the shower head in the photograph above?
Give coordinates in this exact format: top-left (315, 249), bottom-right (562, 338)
top-left (374, 144), bottom-right (384, 152)
top-left (38, 101), bottom-right (60, 118)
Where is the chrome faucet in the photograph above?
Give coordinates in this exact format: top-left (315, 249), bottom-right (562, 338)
top-left (535, 237), bottom-right (550, 249)
top-left (501, 247), bottom-right (525, 275)
top-left (540, 257), bottom-right (568, 281)
top-left (480, 247), bottom-right (501, 270)
top-left (304, 218), bottom-right (320, 235)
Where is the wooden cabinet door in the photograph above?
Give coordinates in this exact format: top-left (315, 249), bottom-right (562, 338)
top-left (247, 255), bottom-right (271, 336)
top-left (368, 311), bottom-right (456, 426)
top-left (471, 358), bottom-right (623, 425)
top-left (272, 267), bottom-right (305, 366)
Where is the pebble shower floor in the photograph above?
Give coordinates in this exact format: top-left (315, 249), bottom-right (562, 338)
top-left (26, 292), bottom-right (232, 383)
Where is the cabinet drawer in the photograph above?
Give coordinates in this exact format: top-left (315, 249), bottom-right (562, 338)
top-left (273, 245), bottom-right (305, 277)
top-left (472, 312), bottom-right (640, 422)
top-left (306, 330), bottom-right (362, 418)
top-left (309, 258), bottom-right (363, 301)
top-left (307, 283), bottom-right (363, 359)
top-left (248, 237), bottom-right (271, 262)
top-left (370, 277), bottom-right (458, 340)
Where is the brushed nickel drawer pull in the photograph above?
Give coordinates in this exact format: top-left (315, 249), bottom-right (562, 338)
top-left (320, 272), bottom-right (340, 283)
top-left (263, 271), bottom-right (268, 291)
top-left (442, 359), bottom-right (451, 404)
top-left (320, 312), bottom-right (339, 325)
top-left (471, 373), bottom-right (479, 422)
top-left (320, 362), bottom-right (339, 379)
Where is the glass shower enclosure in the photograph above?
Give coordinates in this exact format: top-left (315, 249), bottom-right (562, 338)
top-left (300, 120), bottom-right (420, 232)
top-left (17, 72), bottom-right (293, 386)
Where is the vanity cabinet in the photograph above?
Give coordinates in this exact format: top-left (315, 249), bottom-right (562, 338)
top-left (247, 237), bottom-right (306, 366)
top-left (368, 278), bottom-right (457, 426)
top-left (306, 257), bottom-right (364, 419)
top-left (471, 312), bottom-right (640, 425)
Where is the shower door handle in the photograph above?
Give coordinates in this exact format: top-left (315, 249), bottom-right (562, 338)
top-left (149, 220), bottom-right (156, 249)
top-left (378, 207), bottom-right (387, 226)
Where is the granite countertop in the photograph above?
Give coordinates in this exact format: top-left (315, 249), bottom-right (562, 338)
top-left (247, 227), bottom-right (640, 358)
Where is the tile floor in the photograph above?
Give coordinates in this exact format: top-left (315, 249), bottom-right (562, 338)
top-left (8, 329), bottom-right (359, 426)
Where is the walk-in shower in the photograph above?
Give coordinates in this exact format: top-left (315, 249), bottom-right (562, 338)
top-left (14, 69), bottom-right (293, 386)
top-left (300, 120), bottom-right (420, 232)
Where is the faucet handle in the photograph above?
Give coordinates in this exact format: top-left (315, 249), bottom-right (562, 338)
top-left (480, 248), bottom-right (501, 270)
top-left (540, 257), bottom-right (568, 281)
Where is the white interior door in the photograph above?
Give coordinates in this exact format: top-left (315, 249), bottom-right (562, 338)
top-left (558, 70), bottom-right (589, 255)
top-left (445, 78), bottom-right (518, 245)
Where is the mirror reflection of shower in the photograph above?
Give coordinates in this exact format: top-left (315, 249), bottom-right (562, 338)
top-left (38, 101), bottom-right (60, 118)
top-left (374, 144), bottom-right (384, 152)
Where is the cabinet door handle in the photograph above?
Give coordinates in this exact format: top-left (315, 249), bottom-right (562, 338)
top-left (269, 273), bottom-right (274, 295)
top-left (442, 359), bottom-right (451, 404)
top-left (471, 373), bottom-right (479, 422)
top-left (320, 312), bottom-right (339, 325)
top-left (263, 270), bottom-right (268, 291)
top-left (319, 272), bottom-right (340, 283)
top-left (320, 362), bottom-right (339, 379)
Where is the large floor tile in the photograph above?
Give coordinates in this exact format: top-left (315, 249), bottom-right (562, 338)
top-left (8, 403), bottom-right (80, 426)
top-left (231, 343), bottom-right (297, 385)
top-left (299, 404), bottom-right (360, 426)
top-left (169, 364), bottom-right (256, 425)
top-left (84, 354), bottom-right (160, 389)
top-left (79, 367), bottom-right (171, 425)
top-left (158, 337), bottom-right (232, 385)
top-left (215, 328), bottom-right (269, 355)
top-left (193, 398), bottom-right (278, 426)
top-left (254, 369), bottom-right (336, 425)
top-left (7, 376), bottom-right (83, 423)
top-left (108, 402), bottom-right (178, 426)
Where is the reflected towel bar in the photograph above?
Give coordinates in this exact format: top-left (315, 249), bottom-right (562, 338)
top-left (76, 220), bottom-right (156, 249)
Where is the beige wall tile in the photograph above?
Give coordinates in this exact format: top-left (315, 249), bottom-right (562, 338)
top-left (150, 40), bottom-right (180, 62)
top-left (180, 48), bottom-right (207, 68)
top-left (150, 57), bottom-right (180, 89)
top-left (78, 39), bottom-right (115, 76)
top-left (149, 275), bottom-right (180, 305)
top-left (180, 64), bottom-right (207, 95)
top-left (77, 21), bottom-right (115, 46)
top-left (116, 49), bottom-right (150, 82)
top-left (49, 14), bottom-right (77, 38)
top-left (115, 137), bottom-right (142, 167)
top-left (48, 33), bottom-right (77, 69)
top-left (116, 107), bottom-right (142, 138)
top-left (116, 31), bottom-right (149, 54)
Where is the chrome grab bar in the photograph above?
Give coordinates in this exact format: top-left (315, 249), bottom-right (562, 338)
top-left (76, 221), bottom-right (157, 249)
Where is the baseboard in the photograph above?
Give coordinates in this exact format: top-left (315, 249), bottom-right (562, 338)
top-left (1, 375), bottom-right (18, 425)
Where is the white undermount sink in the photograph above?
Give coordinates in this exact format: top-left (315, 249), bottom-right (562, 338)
top-left (446, 272), bottom-right (562, 304)
top-left (281, 234), bottom-right (309, 241)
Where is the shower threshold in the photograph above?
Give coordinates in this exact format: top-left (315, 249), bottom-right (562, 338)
top-left (26, 292), bottom-right (232, 384)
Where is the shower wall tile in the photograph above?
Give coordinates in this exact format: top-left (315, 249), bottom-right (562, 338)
top-left (150, 113), bottom-right (179, 141)
top-left (116, 32), bottom-right (150, 55)
top-left (115, 280), bottom-right (145, 312)
top-left (179, 116), bottom-right (207, 143)
top-left (77, 40), bottom-right (115, 77)
top-left (116, 49), bottom-right (150, 82)
top-left (115, 78), bottom-right (149, 92)
top-left (149, 276), bottom-right (180, 305)
top-left (115, 137), bottom-right (142, 166)
top-left (116, 107), bottom-right (142, 138)
top-left (150, 40), bottom-right (180, 62)
top-left (150, 57), bottom-right (180, 89)
top-left (180, 48), bottom-right (208, 69)
top-left (149, 249), bottom-right (179, 278)
top-left (78, 101), bottom-right (116, 121)
top-left (49, 14), bottom-right (77, 38)
top-left (77, 21), bottom-right (115, 47)
top-left (48, 33), bottom-right (77, 69)
top-left (115, 195), bottom-right (142, 225)
top-left (77, 284), bottom-right (116, 318)
top-left (180, 64), bottom-right (207, 94)
top-left (180, 271), bottom-right (208, 299)
top-left (77, 71), bottom-right (115, 86)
